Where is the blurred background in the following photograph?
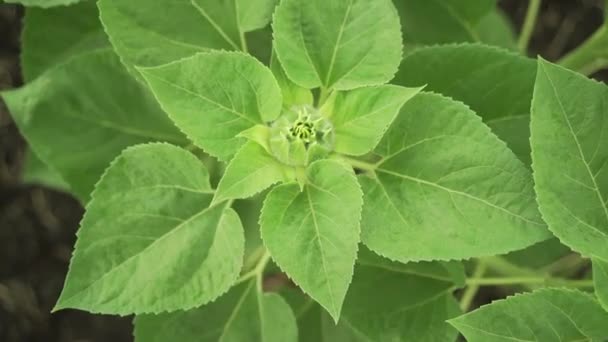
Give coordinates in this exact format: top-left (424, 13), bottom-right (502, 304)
top-left (0, 0), bottom-right (606, 341)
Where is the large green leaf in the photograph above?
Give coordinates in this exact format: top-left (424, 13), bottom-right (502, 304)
top-left (237, 0), bottom-right (278, 32)
top-left (360, 93), bottom-right (550, 262)
top-left (393, 0), bottom-right (496, 46)
top-left (272, 0), bottom-right (402, 90)
top-left (593, 258), bottom-right (608, 311)
top-left (214, 141), bottom-right (291, 204)
top-left (21, 0), bottom-right (108, 81)
top-left (260, 160), bottom-right (363, 321)
top-left (135, 280), bottom-right (297, 342)
top-left (98, 0), bottom-right (244, 73)
top-left (338, 249), bottom-right (462, 341)
top-left (449, 289), bottom-right (608, 341)
top-left (54, 143), bottom-right (244, 314)
top-left (394, 44), bottom-right (537, 164)
top-left (321, 85), bottom-right (422, 156)
top-left (4, 0), bottom-right (83, 7)
top-left (139, 51), bottom-right (282, 161)
top-left (2, 50), bottom-right (185, 201)
top-left (531, 60), bottom-right (608, 262)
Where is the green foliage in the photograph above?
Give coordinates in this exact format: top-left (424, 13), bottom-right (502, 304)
top-left (359, 93), bottom-right (550, 262)
top-left (260, 160), bottom-right (362, 321)
top-left (449, 288), bottom-right (608, 341)
top-left (54, 143), bottom-right (244, 314)
top-left (272, 0), bottom-right (402, 90)
top-left (8, 0), bottom-right (608, 340)
top-left (531, 60), bottom-right (608, 262)
top-left (4, 0), bottom-right (83, 7)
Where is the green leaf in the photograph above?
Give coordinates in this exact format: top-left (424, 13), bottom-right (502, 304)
top-left (139, 51), bottom-right (282, 161)
top-left (22, 150), bottom-right (70, 192)
top-left (272, 0), bottom-right (402, 90)
top-left (260, 160), bottom-right (363, 321)
top-left (21, 0), bottom-right (108, 81)
top-left (394, 44), bottom-right (537, 164)
top-left (449, 288), bottom-right (608, 341)
top-left (98, 0), bottom-right (244, 73)
top-left (237, 0), bottom-right (278, 32)
top-left (214, 141), bottom-right (292, 205)
top-left (338, 249), bottom-right (462, 341)
top-left (4, 0), bottom-right (83, 7)
top-left (54, 143), bottom-right (244, 314)
top-left (134, 280), bottom-right (297, 342)
top-left (360, 93), bottom-right (550, 262)
top-left (270, 51), bottom-right (313, 109)
top-left (593, 258), bottom-right (608, 311)
top-left (393, 0), bottom-right (495, 46)
top-left (503, 238), bottom-right (572, 270)
top-left (321, 85), bottom-right (422, 156)
top-left (2, 50), bottom-right (185, 202)
top-left (531, 59), bottom-right (608, 262)
top-left (475, 10), bottom-right (517, 50)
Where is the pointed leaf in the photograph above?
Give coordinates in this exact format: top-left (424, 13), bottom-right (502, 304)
top-left (273, 0), bottom-right (402, 90)
top-left (22, 150), bottom-right (70, 192)
top-left (139, 51), bottom-right (282, 161)
top-left (394, 44), bottom-right (537, 164)
top-left (134, 280), bottom-right (297, 342)
top-left (322, 85), bottom-right (422, 156)
top-left (2, 50), bottom-right (185, 202)
top-left (54, 143), bottom-right (244, 314)
top-left (360, 93), bottom-right (550, 262)
top-left (449, 289), bottom-right (608, 342)
top-left (98, 0), bottom-right (244, 74)
top-left (237, 0), bottom-right (278, 32)
top-left (531, 60), bottom-right (608, 262)
top-left (214, 141), bottom-right (292, 204)
top-left (260, 160), bottom-right (363, 321)
top-left (593, 258), bottom-right (608, 311)
top-left (21, 0), bottom-right (108, 81)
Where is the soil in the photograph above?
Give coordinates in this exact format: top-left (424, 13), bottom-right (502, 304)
top-left (0, 1), bottom-right (606, 341)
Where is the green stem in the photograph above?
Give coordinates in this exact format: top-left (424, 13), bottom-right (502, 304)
top-left (239, 30), bottom-right (249, 53)
top-left (460, 260), bottom-right (487, 312)
top-left (518, 0), bottom-right (542, 54)
top-left (559, 25), bottom-right (608, 75)
top-left (466, 277), bottom-right (594, 288)
top-left (235, 249), bottom-right (272, 290)
top-left (340, 156), bottom-right (377, 172)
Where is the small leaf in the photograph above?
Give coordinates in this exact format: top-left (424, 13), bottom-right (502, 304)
top-left (54, 143), bottom-right (244, 314)
top-left (21, 0), bottom-right (108, 81)
top-left (98, 0), bottom-right (243, 74)
top-left (237, 0), bottom-right (278, 32)
top-left (449, 288), bottom-right (608, 341)
top-left (593, 258), bottom-right (608, 311)
top-left (503, 238), bottom-right (572, 270)
top-left (2, 50), bottom-right (185, 202)
top-left (273, 0), bottom-right (402, 90)
top-left (214, 141), bottom-right (293, 204)
top-left (260, 160), bottom-right (363, 321)
top-left (394, 43), bottom-right (537, 164)
top-left (134, 280), bottom-right (297, 342)
top-left (360, 92), bottom-right (550, 262)
top-left (322, 85), bottom-right (422, 156)
top-left (531, 59), bottom-right (608, 262)
top-left (270, 50), bottom-right (313, 109)
top-left (139, 51), bottom-right (282, 161)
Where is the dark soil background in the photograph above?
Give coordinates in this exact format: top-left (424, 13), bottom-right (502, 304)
top-left (0, 1), bottom-right (606, 341)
